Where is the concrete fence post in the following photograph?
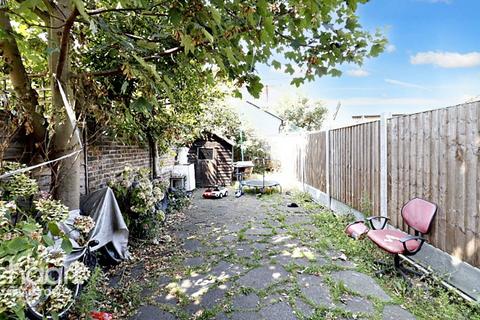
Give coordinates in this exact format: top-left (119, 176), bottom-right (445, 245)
top-left (325, 129), bottom-right (331, 209)
top-left (380, 113), bottom-right (389, 218)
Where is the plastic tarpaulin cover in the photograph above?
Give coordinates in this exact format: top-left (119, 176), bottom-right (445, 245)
top-left (61, 187), bottom-right (130, 266)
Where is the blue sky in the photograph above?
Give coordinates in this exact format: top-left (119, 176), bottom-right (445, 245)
top-left (242, 0), bottom-right (480, 125)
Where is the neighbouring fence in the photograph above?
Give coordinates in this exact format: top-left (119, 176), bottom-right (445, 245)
top-left (329, 121), bottom-right (381, 216)
top-left (304, 131), bottom-right (327, 192)
top-left (388, 103), bottom-right (480, 267)
top-left (285, 101), bottom-right (480, 268)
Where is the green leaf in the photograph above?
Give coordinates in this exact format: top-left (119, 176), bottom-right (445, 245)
top-left (43, 235), bottom-right (55, 247)
top-left (48, 222), bottom-right (62, 236)
top-left (180, 34), bottom-right (195, 54)
top-left (224, 47), bottom-right (237, 64)
top-left (257, 0), bottom-right (268, 16)
top-left (264, 16), bottom-right (274, 37)
top-left (291, 78), bottom-right (304, 87)
top-left (271, 60), bottom-right (281, 70)
top-left (72, 0), bottom-right (90, 22)
top-left (330, 69), bottom-right (342, 77)
top-left (169, 7), bottom-right (182, 24)
top-left (13, 306), bottom-right (26, 320)
top-left (21, 222), bottom-right (39, 233)
top-left (61, 238), bottom-right (73, 254)
top-left (7, 237), bottom-right (31, 254)
top-left (201, 28), bottom-right (214, 43)
top-left (370, 43), bottom-right (384, 57)
top-left (233, 89), bottom-right (242, 99)
top-left (285, 64), bottom-right (295, 75)
top-left (210, 7), bottom-right (221, 25)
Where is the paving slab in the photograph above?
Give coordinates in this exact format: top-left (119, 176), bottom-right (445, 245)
top-left (214, 312), bottom-right (229, 320)
top-left (183, 239), bottom-right (204, 252)
top-left (155, 292), bottom-right (179, 306)
top-left (383, 305), bottom-right (416, 320)
top-left (297, 274), bottom-right (333, 307)
top-left (232, 293), bottom-right (260, 310)
top-left (231, 311), bottom-right (261, 320)
top-left (245, 226), bottom-right (272, 236)
top-left (131, 306), bottom-right (176, 320)
top-left (294, 298), bottom-right (315, 318)
top-left (184, 256), bottom-right (205, 267)
top-left (336, 296), bottom-right (375, 315)
top-left (259, 302), bottom-right (297, 320)
top-left (233, 244), bottom-right (257, 258)
top-left (331, 270), bottom-right (391, 302)
top-left (285, 215), bottom-right (311, 225)
top-left (237, 265), bottom-right (289, 290)
top-left (196, 286), bottom-right (226, 309)
top-left (260, 293), bottom-right (284, 306)
top-left (210, 261), bottom-right (246, 279)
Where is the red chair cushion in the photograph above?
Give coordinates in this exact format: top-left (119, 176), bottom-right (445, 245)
top-left (345, 222), bottom-right (369, 239)
top-left (402, 198), bottom-right (437, 234)
top-left (367, 229), bottom-right (420, 254)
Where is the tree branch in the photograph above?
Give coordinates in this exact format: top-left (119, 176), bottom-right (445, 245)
top-left (0, 10), bottom-right (47, 143)
top-left (55, 7), bottom-right (79, 78)
top-left (6, 9), bottom-right (65, 29)
top-left (88, 7), bottom-right (167, 16)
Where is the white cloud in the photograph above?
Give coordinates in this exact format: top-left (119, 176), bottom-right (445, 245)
top-left (385, 78), bottom-right (427, 89)
top-left (386, 44), bottom-right (396, 53)
top-left (410, 51), bottom-right (480, 68)
top-left (346, 68), bottom-right (370, 77)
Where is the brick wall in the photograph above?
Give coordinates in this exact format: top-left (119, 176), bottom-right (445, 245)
top-left (85, 136), bottom-right (152, 191)
top-left (0, 118), bottom-right (176, 194)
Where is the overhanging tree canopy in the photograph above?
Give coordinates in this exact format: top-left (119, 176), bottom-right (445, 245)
top-left (0, 0), bottom-right (386, 207)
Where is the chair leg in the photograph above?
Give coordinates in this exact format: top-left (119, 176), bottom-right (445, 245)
top-left (373, 257), bottom-right (395, 276)
top-left (395, 255), bottom-right (424, 278)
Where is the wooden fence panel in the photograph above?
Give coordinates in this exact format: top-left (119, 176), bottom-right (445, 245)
top-left (387, 102), bottom-right (480, 267)
top-left (328, 121), bottom-right (381, 214)
top-left (303, 132), bottom-right (327, 192)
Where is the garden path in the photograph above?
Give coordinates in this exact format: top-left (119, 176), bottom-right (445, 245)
top-left (129, 190), bottom-right (416, 320)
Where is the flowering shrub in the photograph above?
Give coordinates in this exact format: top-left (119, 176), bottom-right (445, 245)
top-left (67, 261), bottom-right (91, 285)
top-left (109, 167), bottom-right (167, 240)
top-left (71, 215), bottom-right (96, 246)
top-left (0, 162), bottom-right (38, 200)
top-left (0, 163), bottom-right (92, 318)
top-left (34, 198), bottom-right (69, 224)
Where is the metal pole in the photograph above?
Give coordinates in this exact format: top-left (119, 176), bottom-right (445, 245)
top-left (240, 130), bottom-right (244, 161)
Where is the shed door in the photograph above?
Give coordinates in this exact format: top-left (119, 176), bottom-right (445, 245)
top-left (196, 147), bottom-right (217, 187)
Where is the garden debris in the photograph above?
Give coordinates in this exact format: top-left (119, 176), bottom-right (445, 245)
top-left (332, 253), bottom-right (348, 261)
top-left (90, 311), bottom-right (113, 320)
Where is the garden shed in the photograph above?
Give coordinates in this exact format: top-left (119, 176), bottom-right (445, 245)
top-left (188, 132), bottom-right (235, 187)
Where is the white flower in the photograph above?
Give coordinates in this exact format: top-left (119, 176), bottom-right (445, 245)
top-left (46, 249), bottom-right (65, 267)
top-left (0, 286), bottom-right (23, 310)
top-left (47, 285), bottom-right (72, 313)
top-left (34, 199), bottom-right (69, 224)
top-left (73, 216), bottom-right (95, 234)
top-left (66, 261), bottom-right (90, 285)
top-left (23, 279), bottom-right (41, 305)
